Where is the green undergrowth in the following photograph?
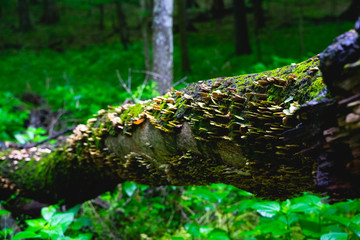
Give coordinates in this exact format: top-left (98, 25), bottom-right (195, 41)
top-left (2, 183), bottom-right (360, 240)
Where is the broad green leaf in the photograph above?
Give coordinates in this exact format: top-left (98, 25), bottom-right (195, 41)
top-left (281, 199), bottom-right (291, 213)
top-left (292, 195), bottom-right (324, 209)
top-left (153, 203), bottom-right (166, 210)
top-left (324, 214), bottom-right (350, 226)
top-left (290, 203), bottom-right (317, 213)
top-left (256, 220), bottom-right (291, 236)
top-left (68, 204), bottom-right (80, 215)
top-left (12, 231), bottom-right (40, 240)
top-left (350, 213), bottom-right (360, 225)
top-left (185, 223), bottom-right (200, 237)
top-left (213, 191), bottom-right (229, 203)
top-left (100, 191), bottom-right (112, 201)
top-left (188, 188), bottom-right (216, 202)
top-left (26, 218), bottom-right (47, 228)
top-left (302, 228), bottom-right (322, 238)
top-left (207, 229), bottom-right (230, 240)
top-left (14, 134), bottom-right (28, 144)
top-left (236, 189), bottom-right (254, 197)
top-left (0, 209), bottom-right (10, 215)
top-left (237, 199), bottom-right (256, 212)
top-left (199, 225), bottom-right (213, 237)
top-left (252, 201), bottom-right (280, 217)
top-left (72, 233), bottom-right (94, 240)
top-left (320, 232), bottom-right (348, 240)
top-left (49, 213), bottom-right (74, 232)
top-left (42, 206), bottom-right (57, 221)
top-left (123, 182), bottom-right (137, 197)
top-left (71, 216), bottom-right (92, 231)
top-left (278, 213), bottom-right (298, 226)
top-left (348, 222), bottom-right (360, 237)
top-left (298, 218), bottom-right (322, 238)
top-left (41, 227), bottom-right (63, 239)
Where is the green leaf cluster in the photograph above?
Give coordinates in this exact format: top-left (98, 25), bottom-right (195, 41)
top-left (11, 205), bottom-right (92, 240)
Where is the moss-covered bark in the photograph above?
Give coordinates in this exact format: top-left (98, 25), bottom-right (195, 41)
top-left (1, 25), bottom-right (360, 204)
top-left (0, 56), bottom-right (327, 204)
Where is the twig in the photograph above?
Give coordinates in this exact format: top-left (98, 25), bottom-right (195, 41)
top-left (128, 68), bottom-right (131, 92)
top-left (173, 76), bottom-right (188, 87)
top-left (133, 70), bottom-right (162, 79)
top-left (116, 69), bottom-right (136, 103)
top-left (48, 109), bottom-right (66, 137)
top-left (136, 74), bottom-right (150, 101)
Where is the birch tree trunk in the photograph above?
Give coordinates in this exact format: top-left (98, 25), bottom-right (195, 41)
top-left (152, 0), bottom-right (174, 95)
top-left (1, 23), bottom-right (360, 205)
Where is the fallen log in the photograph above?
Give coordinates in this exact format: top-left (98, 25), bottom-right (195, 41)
top-left (1, 19), bottom-right (360, 205)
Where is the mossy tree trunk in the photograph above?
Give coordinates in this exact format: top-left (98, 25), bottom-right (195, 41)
top-left (1, 26), bottom-right (360, 205)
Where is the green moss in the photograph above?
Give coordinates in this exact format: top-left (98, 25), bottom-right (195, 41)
top-left (120, 103), bottom-right (144, 123)
top-left (308, 76), bottom-right (325, 99)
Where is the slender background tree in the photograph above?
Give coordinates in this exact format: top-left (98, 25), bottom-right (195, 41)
top-left (177, 0), bottom-right (191, 73)
top-left (18, 0), bottom-right (33, 32)
top-left (152, 0), bottom-right (174, 94)
top-left (233, 0), bottom-right (251, 55)
top-left (40, 0), bottom-right (59, 25)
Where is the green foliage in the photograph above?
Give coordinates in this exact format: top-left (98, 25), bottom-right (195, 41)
top-left (61, 184), bottom-right (360, 240)
top-left (14, 127), bottom-right (48, 144)
top-left (0, 206), bottom-right (13, 239)
top-left (0, 2), bottom-right (358, 239)
top-left (11, 205), bottom-right (93, 240)
top-left (0, 92), bottom-right (29, 141)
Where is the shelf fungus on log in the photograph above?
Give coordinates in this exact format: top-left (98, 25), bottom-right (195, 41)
top-left (1, 20), bottom-right (360, 205)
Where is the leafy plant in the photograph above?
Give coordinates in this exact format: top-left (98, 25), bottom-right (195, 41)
top-left (12, 205), bottom-right (92, 240)
top-left (14, 127), bottom-right (48, 145)
top-left (0, 91), bottom-right (29, 141)
top-left (0, 206), bottom-right (13, 239)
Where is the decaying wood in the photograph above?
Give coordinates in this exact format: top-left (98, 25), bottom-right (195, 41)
top-left (1, 20), bottom-right (360, 205)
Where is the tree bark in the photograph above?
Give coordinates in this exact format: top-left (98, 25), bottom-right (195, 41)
top-left (40, 0), bottom-right (59, 25)
top-left (233, 0), bottom-right (251, 55)
top-left (177, 0), bottom-right (191, 73)
top-left (253, 0), bottom-right (264, 29)
top-left (18, 0), bottom-right (33, 32)
top-left (1, 24), bottom-right (360, 205)
top-left (99, 4), bottom-right (104, 31)
top-left (210, 0), bottom-right (225, 19)
top-left (140, 0), bottom-right (151, 71)
top-left (152, 0), bottom-right (174, 95)
top-left (115, 1), bottom-right (130, 50)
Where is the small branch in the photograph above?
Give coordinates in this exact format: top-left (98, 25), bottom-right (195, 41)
top-left (116, 69), bottom-right (136, 103)
top-left (133, 70), bottom-right (162, 79)
top-left (173, 76), bottom-right (188, 87)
